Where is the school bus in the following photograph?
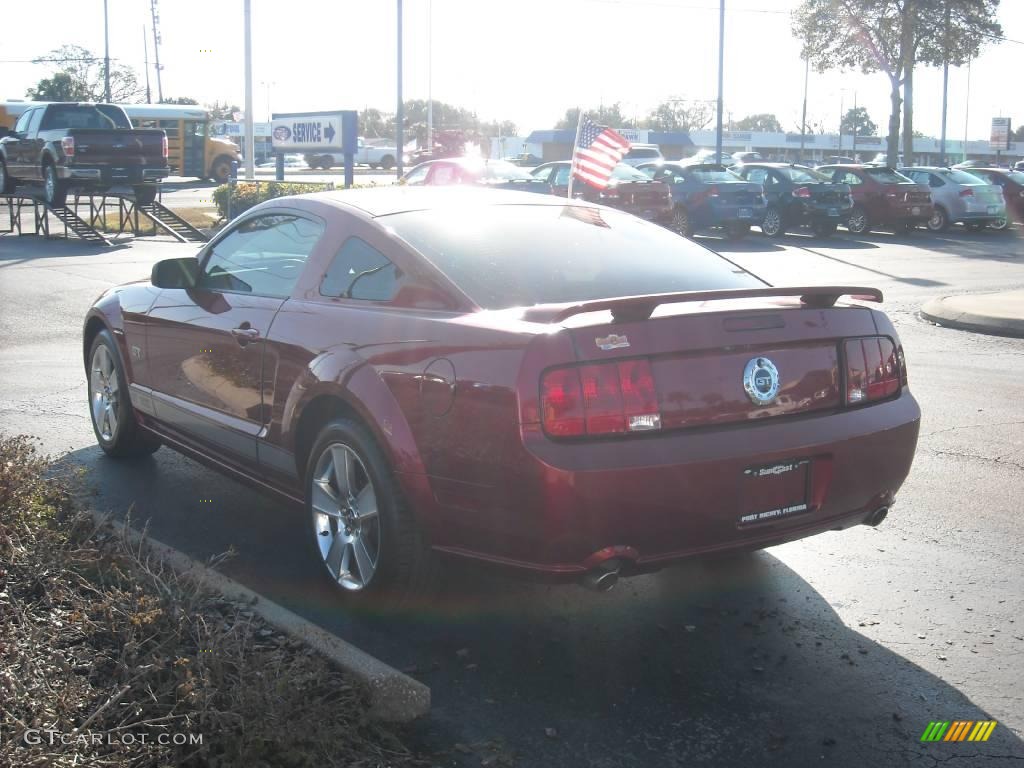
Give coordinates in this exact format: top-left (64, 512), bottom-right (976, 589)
top-left (1, 101), bottom-right (241, 182)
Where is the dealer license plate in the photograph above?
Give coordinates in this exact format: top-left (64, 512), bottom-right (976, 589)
top-left (912, 206), bottom-right (921, 216)
top-left (738, 459), bottom-right (811, 525)
top-left (828, 207), bottom-right (838, 216)
top-left (738, 208), bottom-right (752, 218)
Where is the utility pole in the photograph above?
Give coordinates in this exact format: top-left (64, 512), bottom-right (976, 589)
top-left (939, 2), bottom-right (950, 165)
top-left (397, 0), bottom-right (404, 178)
top-left (962, 58), bottom-right (971, 164)
top-left (103, 0), bottom-right (111, 102)
top-left (426, 0), bottom-right (433, 153)
top-left (799, 56), bottom-right (809, 163)
top-left (851, 91), bottom-right (858, 159)
top-left (838, 90), bottom-right (845, 155)
top-left (243, 0), bottom-right (255, 180)
top-left (143, 26), bottom-right (152, 103)
top-left (714, 0), bottom-right (725, 161)
top-left (151, 0), bottom-right (164, 102)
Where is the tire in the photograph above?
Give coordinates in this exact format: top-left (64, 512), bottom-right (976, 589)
top-left (0, 158), bottom-right (14, 194)
top-left (87, 330), bottom-right (160, 458)
top-left (760, 206), bottom-right (786, 237)
top-left (845, 206), bottom-right (870, 235)
top-left (671, 205), bottom-right (693, 237)
top-left (210, 155), bottom-right (233, 183)
top-left (304, 418), bottom-right (437, 609)
top-left (726, 222), bottom-right (750, 239)
top-left (379, 155), bottom-right (395, 171)
top-left (43, 163), bottom-right (68, 207)
top-left (133, 185), bottom-right (157, 206)
top-left (926, 206), bottom-right (949, 233)
top-left (811, 221), bottom-right (837, 237)
top-left (989, 216), bottom-right (1009, 231)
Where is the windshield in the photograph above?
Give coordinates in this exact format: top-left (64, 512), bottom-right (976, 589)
top-left (865, 167), bottom-right (914, 184)
top-left (686, 165), bottom-right (741, 182)
top-left (779, 166), bottom-right (830, 183)
top-left (611, 164), bottom-right (652, 181)
top-left (625, 148), bottom-right (660, 159)
top-left (384, 204), bottom-right (761, 310)
top-left (937, 169), bottom-right (989, 185)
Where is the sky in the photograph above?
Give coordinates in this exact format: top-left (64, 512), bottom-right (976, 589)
top-left (2, 0), bottom-right (1022, 141)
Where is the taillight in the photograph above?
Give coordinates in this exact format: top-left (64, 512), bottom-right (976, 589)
top-left (61, 136), bottom-right (75, 157)
top-left (708, 185), bottom-right (720, 198)
top-left (844, 336), bottom-right (901, 405)
top-left (161, 135), bottom-right (169, 159)
top-left (541, 359), bottom-right (661, 437)
top-left (959, 188), bottom-right (974, 197)
top-left (793, 186), bottom-right (811, 198)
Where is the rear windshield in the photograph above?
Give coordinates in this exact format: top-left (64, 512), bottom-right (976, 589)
top-left (1005, 171), bottom-right (1024, 184)
top-left (383, 204), bottom-right (762, 310)
top-left (624, 148), bottom-right (660, 159)
top-left (687, 166), bottom-right (741, 182)
top-left (779, 166), bottom-right (829, 183)
top-left (474, 161), bottom-right (535, 181)
top-left (936, 169), bottom-right (988, 185)
top-left (611, 164), bottom-right (652, 181)
top-left (864, 167), bottom-right (914, 184)
top-left (40, 105), bottom-right (131, 130)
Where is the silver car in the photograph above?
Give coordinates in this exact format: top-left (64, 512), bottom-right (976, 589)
top-left (903, 167), bottom-right (1007, 232)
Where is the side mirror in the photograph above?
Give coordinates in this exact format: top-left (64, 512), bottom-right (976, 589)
top-left (152, 257), bottom-right (199, 289)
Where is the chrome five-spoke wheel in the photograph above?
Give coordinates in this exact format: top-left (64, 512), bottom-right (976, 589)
top-left (90, 343), bottom-right (120, 441)
top-left (311, 443), bottom-right (381, 591)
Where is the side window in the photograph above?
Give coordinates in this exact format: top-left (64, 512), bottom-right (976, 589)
top-left (403, 165), bottom-right (429, 185)
top-left (14, 109), bottom-right (34, 134)
top-left (431, 164), bottom-right (458, 185)
top-left (840, 171), bottom-right (862, 186)
top-left (27, 109), bottom-right (44, 134)
top-left (531, 166), bottom-right (553, 183)
top-left (320, 237), bottom-right (400, 301)
top-left (745, 168), bottom-right (767, 185)
top-left (764, 172), bottom-right (782, 188)
top-left (553, 164), bottom-right (572, 186)
top-left (199, 214), bottom-right (323, 298)
top-left (927, 173), bottom-right (945, 188)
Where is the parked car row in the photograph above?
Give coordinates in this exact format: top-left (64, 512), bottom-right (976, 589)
top-left (398, 156), bottom-right (1014, 240)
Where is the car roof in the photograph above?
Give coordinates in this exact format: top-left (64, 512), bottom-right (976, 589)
top-left (296, 186), bottom-right (576, 218)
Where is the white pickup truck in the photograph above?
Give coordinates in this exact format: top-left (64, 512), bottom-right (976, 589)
top-left (305, 138), bottom-right (398, 170)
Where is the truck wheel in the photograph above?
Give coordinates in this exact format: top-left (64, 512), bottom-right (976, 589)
top-left (380, 155), bottom-right (395, 171)
top-left (0, 158), bottom-right (14, 194)
top-left (133, 186), bottom-right (157, 206)
top-left (43, 163), bottom-right (68, 207)
top-left (210, 156), bottom-right (233, 183)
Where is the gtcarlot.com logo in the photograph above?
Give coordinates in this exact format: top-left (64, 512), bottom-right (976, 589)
top-left (921, 720), bottom-right (997, 743)
top-left (17, 729), bottom-right (203, 747)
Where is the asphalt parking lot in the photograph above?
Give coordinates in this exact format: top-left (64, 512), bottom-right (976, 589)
top-left (1, 224), bottom-right (1023, 766)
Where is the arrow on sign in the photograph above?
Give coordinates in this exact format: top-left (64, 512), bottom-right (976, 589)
top-left (324, 123), bottom-right (336, 143)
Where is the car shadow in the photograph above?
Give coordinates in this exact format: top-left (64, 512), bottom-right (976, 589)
top-left (0, 235), bottom-right (136, 264)
top-left (61, 445), bottom-right (1024, 767)
top-left (699, 235), bottom-right (787, 253)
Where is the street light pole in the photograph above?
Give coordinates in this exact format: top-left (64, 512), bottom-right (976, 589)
top-left (838, 90), bottom-right (845, 156)
top-left (799, 56), bottom-right (809, 163)
top-left (397, 0), bottom-right (404, 178)
top-left (103, 0), bottom-right (111, 102)
top-left (243, 0), bottom-right (255, 180)
top-left (714, 0), bottom-right (725, 160)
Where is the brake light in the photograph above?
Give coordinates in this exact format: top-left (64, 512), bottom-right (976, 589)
top-left (541, 359), bottom-right (661, 437)
top-left (61, 136), bottom-right (75, 157)
top-left (793, 186), bottom-right (811, 198)
top-left (844, 337), bottom-right (901, 405)
top-left (161, 135), bottom-right (169, 159)
top-left (959, 188), bottom-right (974, 197)
top-left (708, 185), bottom-right (720, 198)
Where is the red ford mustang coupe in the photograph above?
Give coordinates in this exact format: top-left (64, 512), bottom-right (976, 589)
top-left (83, 188), bottom-right (920, 605)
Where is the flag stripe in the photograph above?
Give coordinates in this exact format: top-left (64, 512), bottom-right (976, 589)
top-left (569, 115), bottom-right (631, 191)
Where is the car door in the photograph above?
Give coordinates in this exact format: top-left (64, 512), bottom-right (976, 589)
top-left (833, 169), bottom-right (866, 210)
top-left (5, 108), bottom-right (36, 177)
top-left (144, 210), bottom-right (326, 467)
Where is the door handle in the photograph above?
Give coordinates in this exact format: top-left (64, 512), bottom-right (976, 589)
top-left (230, 326), bottom-right (260, 345)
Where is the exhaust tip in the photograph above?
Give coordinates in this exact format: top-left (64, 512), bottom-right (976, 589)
top-left (865, 506), bottom-right (890, 527)
top-left (581, 559), bottom-right (622, 592)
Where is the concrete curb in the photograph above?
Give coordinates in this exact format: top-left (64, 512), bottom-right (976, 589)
top-left (90, 510), bottom-right (430, 722)
top-left (921, 292), bottom-right (1024, 339)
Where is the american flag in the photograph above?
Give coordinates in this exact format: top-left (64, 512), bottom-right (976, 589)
top-left (571, 115), bottom-right (631, 190)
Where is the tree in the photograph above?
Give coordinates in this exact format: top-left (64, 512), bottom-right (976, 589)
top-left (840, 106), bottom-right (877, 137)
top-left (734, 113), bottom-right (783, 132)
top-left (205, 101), bottom-right (242, 121)
top-left (29, 44), bottom-right (145, 103)
top-left (641, 100), bottom-right (714, 132)
top-left (556, 104), bottom-right (629, 130)
top-left (26, 72), bottom-right (81, 101)
top-left (1014, 125), bottom-right (1024, 142)
top-left (793, 0), bottom-right (1001, 167)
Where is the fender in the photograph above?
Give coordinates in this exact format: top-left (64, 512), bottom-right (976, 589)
top-left (83, 283), bottom-right (161, 384)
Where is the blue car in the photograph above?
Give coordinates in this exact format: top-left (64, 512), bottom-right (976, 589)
top-left (638, 162), bottom-right (767, 238)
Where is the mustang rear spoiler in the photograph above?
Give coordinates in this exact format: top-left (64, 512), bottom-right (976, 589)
top-left (520, 286), bottom-right (883, 324)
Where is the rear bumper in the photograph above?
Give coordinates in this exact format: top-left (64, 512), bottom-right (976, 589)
top-left (428, 390), bottom-right (921, 576)
top-left (696, 201), bottom-right (767, 227)
top-left (789, 201), bottom-right (853, 222)
top-left (58, 164), bottom-right (168, 185)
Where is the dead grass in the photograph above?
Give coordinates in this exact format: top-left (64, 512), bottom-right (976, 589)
top-left (0, 434), bottom-right (425, 767)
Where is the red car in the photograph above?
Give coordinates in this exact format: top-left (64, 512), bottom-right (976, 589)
top-left (400, 157), bottom-right (551, 195)
top-left (963, 167), bottom-right (1024, 229)
top-left (84, 188), bottom-right (920, 605)
top-left (817, 164), bottom-right (933, 234)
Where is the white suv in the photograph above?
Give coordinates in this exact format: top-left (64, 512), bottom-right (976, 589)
top-left (621, 144), bottom-right (664, 167)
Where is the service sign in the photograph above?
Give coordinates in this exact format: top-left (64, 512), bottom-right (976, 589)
top-left (990, 117), bottom-right (1011, 151)
top-left (271, 113), bottom-right (345, 152)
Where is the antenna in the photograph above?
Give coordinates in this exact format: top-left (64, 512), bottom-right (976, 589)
top-left (150, 0), bottom-right (164, 102)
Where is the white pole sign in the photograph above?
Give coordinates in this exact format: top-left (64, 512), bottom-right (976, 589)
top-left (271, 114), bottom-right (344, 151)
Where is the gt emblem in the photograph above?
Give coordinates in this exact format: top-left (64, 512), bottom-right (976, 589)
top-left (743, 357), bottom-right (780, 405)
